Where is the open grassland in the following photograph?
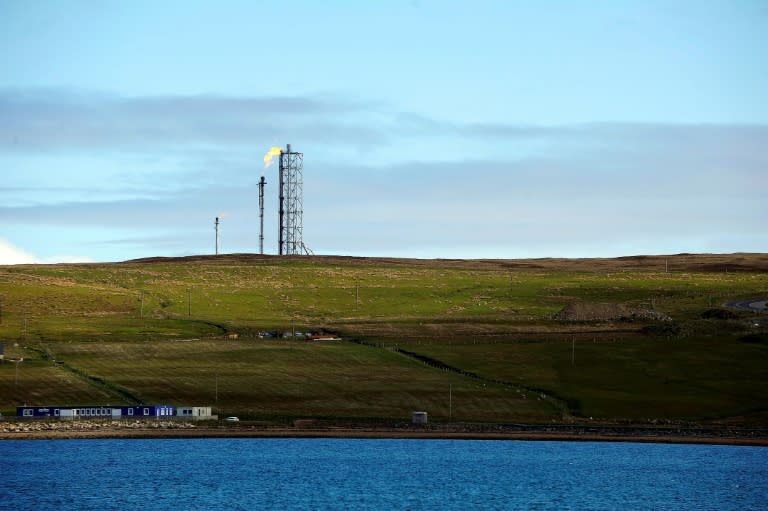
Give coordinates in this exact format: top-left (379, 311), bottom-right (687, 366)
top-left (1, 253), bottom-right (766, 425)
top-left (391, 335), bottom-right (768, 423)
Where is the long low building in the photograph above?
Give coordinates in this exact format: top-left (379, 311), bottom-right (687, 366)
top-left (17, 405), bottom-right (176, 419)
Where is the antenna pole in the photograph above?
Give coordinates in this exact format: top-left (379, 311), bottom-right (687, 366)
top-left (215, 216), bottom-right (220, 255)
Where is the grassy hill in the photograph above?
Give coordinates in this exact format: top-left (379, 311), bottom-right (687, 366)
top-left (1, 253), bottom-right (766, 425)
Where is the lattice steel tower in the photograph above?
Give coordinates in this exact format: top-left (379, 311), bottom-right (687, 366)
top-left (278, 144), bottom-right (312, 255)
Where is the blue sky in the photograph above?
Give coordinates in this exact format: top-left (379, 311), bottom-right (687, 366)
top-left (1, 0), bottom-right (766, 263)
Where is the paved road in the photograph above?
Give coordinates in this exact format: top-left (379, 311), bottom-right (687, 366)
top-left (726, 299), bottom-right (768, 313)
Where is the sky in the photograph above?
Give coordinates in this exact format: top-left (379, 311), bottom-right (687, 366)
top-left (1, 0), bottom-right (766, 263)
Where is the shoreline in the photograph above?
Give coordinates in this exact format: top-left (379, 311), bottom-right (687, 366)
top-left (2, 424), bottom-right (767, 446)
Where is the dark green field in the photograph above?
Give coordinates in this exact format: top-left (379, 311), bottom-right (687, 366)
top-left (1, 253), bottom-right (766, 425)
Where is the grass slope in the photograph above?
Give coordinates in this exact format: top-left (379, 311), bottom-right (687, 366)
top-left (1, 253), bottom-right (766, 425)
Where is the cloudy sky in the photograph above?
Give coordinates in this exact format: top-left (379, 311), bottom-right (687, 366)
top-left (1, 1), bottom-right (766, 263)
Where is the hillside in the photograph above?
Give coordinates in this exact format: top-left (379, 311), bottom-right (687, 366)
top-left (1, 253), bottom-right (767, 426)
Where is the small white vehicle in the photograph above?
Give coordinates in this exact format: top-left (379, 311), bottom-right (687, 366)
top-left (225, 416), bottom-right (240, 422)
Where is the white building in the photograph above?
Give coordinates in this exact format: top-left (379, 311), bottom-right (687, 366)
top-left (176, 406), bottom-right (215, 420)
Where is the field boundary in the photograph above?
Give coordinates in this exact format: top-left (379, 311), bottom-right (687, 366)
top-left (24, 346), bottom-right (142, 404)
top-left (347, 337), bottom-right (571, 416)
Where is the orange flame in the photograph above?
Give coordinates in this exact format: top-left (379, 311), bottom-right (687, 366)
top-left (263, 146), bottom-right (282, 168)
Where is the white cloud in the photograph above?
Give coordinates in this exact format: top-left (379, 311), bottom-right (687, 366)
top-left (0, 238), bottom-right (94, 265)
top-left (0, 238), bottom-right (37, 264)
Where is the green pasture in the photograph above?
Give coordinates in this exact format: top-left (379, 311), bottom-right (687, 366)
top-left (394, 334), bottom-right (768, 423)
top-left (0, 255), bottom-right (766, 424)
top-left (2, 337), bottom-right (555, 422)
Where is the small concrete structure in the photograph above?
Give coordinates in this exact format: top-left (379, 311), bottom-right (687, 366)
top-left (411, 411), bottom-right (428, 425)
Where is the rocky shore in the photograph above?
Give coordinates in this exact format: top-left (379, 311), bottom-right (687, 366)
top-left (1, 419), bottom-right (766, 446)
top-left (1, 419), bottom-right (197, 436)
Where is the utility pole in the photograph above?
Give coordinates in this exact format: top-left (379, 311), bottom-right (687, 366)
top-left (15, 358), bottom-right (23, 387)
top-left (571, 336), bottom-right (575, 366)
top-left (188, 288), bottom-right (191, 316)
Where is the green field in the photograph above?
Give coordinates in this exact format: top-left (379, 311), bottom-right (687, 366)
top-left (1, 253), bottom-right (766, 425)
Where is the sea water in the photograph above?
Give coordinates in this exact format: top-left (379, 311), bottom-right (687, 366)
top-left (2, 438), bottom-right (766, 510)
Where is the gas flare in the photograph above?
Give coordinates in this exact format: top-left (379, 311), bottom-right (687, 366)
top-left (263, 146), bottom-right (282, 168)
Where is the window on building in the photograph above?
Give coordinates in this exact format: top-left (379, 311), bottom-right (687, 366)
top-left (128, 408), bottom-right (134, 416)
top-left (143, 408), bottom-right (149, 416)
top-left (23, 409), bottom-right (33, 416)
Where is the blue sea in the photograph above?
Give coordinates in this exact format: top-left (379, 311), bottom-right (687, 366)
top-left (2, 438), bottom-right (766, 510)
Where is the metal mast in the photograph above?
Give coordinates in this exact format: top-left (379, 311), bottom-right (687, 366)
top-left (214, 216), bottom-right (220, 255)
top-left (258, 175), bottom-right (266, 255)
top-left (278, 144), bottom-right (312, 255)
